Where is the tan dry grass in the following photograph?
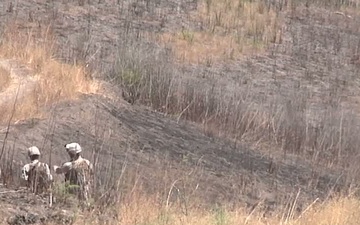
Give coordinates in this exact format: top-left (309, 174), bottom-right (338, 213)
top-left (65, 194), bottom-right (360, 225)
top-left (0, 66), bottom-right (10, 92)
top-left (155, 0), bottom-right (283, 65)
top-left (196, 0), bottom-right (280, 38)
top-left (293, 196), bottom-right (360, 225)
top-left (156, 31), bottom-right (265, 65)
top-left (0, 24), bottom-right (97, 123)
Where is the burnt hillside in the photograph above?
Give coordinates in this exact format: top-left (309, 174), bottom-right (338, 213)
top-left (1, 0), bottom-right (360, 224)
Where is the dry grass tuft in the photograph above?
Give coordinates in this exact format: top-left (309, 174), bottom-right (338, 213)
top-left (156, 0), bottom-right (283, 64)
top-left (0, 66), bottom-right (10, 92)
top-left (197, 0), bottom-right (280, 39)
top-left (118, 193), bottom-right (165, 225)
top-left (66, 192), bottom-right (360, 225)
top-left (294, 196), bottom-right (360, 225)
top-left (0, 23), bottom-right (97, 123)
top-left (157, 31), bottom-right (264, 65)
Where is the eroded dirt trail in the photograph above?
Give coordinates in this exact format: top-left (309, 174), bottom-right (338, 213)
top-left (0, 59), bottom-right (38, 108)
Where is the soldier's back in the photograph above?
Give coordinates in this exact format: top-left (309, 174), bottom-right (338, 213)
top-left (64, 157), bottom-right (93, 201)
top-left (28, 161), bottom-right (52, 195)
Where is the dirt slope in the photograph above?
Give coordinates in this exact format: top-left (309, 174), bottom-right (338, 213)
top-left (0, 87), bottom-right (346, 218)
top-left (0, 59), bottom-right (38, 107)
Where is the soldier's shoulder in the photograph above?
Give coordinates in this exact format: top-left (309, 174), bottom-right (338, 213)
top-left (78, 157), bottom-right (91, 165)
top-left (80, 159), bottom-right (91, 168)
top-left (35, 162), bottom-right (49, 170)
top-left (38, 161), bottom-right (49, 166)
top-left (62, 161), bottom-right (73, 167)
top-left (84, 158), bottom-right (91, 165)
top-left (22, 163), bottom-right (30, 169)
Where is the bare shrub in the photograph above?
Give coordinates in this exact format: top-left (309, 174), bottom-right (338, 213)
top-left (109, 32), bottom-right (174, 108)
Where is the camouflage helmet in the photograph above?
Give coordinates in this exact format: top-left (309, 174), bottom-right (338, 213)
top-left (28, 146), bottom-right (41, 156)
top-left (64, 142), bottom-right (82, 154)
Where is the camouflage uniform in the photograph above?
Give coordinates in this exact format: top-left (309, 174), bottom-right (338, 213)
top-left (21, 146), bottom-right (53, 195)
top-left (54, 143), bottom-right (93, 203)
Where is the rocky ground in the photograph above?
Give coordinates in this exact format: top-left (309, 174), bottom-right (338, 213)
top-left (0, 184), bottom-right (75, 225)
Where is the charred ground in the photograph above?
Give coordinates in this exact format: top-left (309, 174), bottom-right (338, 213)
top-left (0, 92), bottom-right (349, 220)
top-left (1, 0), bottom-right (360, 224)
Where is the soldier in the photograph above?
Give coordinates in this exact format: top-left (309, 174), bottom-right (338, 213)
top-left (53, 143), bottom-right (93, 203)
top-left (21, 146), bottom-right (53, 195)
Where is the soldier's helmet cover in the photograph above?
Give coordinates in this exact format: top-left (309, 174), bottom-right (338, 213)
top-left (65, 142), bottom-right (82, 154)
top-left (28, 146), bottom-right (41, 156)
